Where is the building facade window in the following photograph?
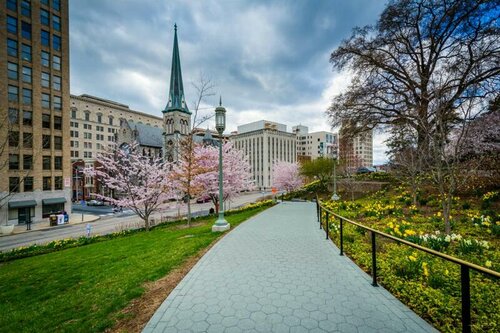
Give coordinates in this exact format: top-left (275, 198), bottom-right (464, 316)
top-left (22, 66), bottom-right (31, 83)
top-left (53, 0), bottom-right (60, 11)
top-left (23, 154), bottom-right (33, 170)
top-left (9, 154), bottom-right (19, 170)
top-left (54, 136), bottom-right (62, 150)
top-left (40, 9), bottom-right (49, 25)
top-left (23, 132), bottom-right (33, 148)
top-left (109, 116), bottom-right (113, 125)
top-left (97, 114), bottom-right (102, 123)
top-left (42, 135), bottom-right (51, 149)
top-left (54, 156), bottom-right (62, 170)
top-left (7, 16), bottom-right (17, 34)
top-left (42, 93), bottom-right (50, 108)
top-left (8, 85), bottom-right (18, 102)
top-left (43, 156), bottom-right (51, 170)
top-left (42, 114), bottom-right (50, 128)
top-left (22, 88), bottom-right (32, 105)
top-left (7, 0), bottom-right (17, 11)
top-left (71, 109), bottom-right (76, 119)
top-left (41, 30), bottom-right (49, 46)
top-left (21, 21), bottom-right (31, 40)
top-left (41, 72), bottom-right (50, 87)
top-left (9, 108), bottom-right (18, 124)
top-left (53, 75), bottom-right (61, 90)
top-left (7, 62), bottom-right (18, 80)
top-left (7, 38), bottom-right (17, 57)
top-left (54, 116), bottom-right (62, 130)
top-left (54, 176), bottom-right (63, 190)
top-left (9, 177), bottom-right (20, 193)
top-left (20, 0), bottom-right (30, 17)
top-left (53, 35), bottom-right (61, 51)
top-left (53, 55), bottom-right (61, 70)
top-left (21, 43), bottom-right (31, 61)
top-left (43, 177), bottom-right (52, 191)
top-left (41, 50), bottom-right (50, 67)
top-left (85, 113), bottom-right (90, 121)
top-left (24, 176), bottom-right (33, 192)
top-left (9, 131), bottom-right (19, 147)
top-left (53, 15), bottom-right (61, 31)
top-left (23, 110), bottom-right (32, 126)
top-left (54, 96), bottom-right (61, 110)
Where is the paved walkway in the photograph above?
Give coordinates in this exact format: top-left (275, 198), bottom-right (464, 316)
top-left (144, 202), bottom-right (436, 333)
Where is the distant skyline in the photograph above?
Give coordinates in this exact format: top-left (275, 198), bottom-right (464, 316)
top-left (69, 0), bottom-right (389, 164)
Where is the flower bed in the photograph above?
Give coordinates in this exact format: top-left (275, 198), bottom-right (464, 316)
top-left (320, 186), bottom-right (499, 333)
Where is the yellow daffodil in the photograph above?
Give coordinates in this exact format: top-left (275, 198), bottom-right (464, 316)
top-left (485, 261), bottom-right (492, 268)
top-left (422, 262), bottom-right (429, 277)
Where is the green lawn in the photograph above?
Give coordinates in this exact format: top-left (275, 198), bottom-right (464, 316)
top-left (0, 207), bottom-right (269, 333)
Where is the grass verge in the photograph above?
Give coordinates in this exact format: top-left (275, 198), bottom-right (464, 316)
top-left (0, 203), bottom-right (272, 333)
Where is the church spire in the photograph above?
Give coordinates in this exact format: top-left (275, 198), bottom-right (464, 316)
top-left (164, 24), bottom-right (190, 114)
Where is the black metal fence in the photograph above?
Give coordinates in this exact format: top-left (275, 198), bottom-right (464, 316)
top-left (316, 198), bottom-right (500, 333)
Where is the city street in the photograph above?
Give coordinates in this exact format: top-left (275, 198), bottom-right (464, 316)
top-left (0, 192), bottom-right (273, 252)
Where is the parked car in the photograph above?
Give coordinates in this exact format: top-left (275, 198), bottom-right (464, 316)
top-left (87, 199), bottom-right (104, 206)
top-left (196, 195), bottom-right (211, 203)
top-left (356, 166), bottom-right (376, 174)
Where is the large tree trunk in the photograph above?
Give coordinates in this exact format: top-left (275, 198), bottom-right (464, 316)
top-left (144, 215), bottom-right (150, 231)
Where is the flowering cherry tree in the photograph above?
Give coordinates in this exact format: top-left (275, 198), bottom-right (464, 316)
top-left (85, 143), bottom-right (174, 230)
top-left (169, 138), bottom-right (211, 226)
top-left (194, 142), bottom-right (253, 213)
top-left (272, 161), bottom-right (303, 192)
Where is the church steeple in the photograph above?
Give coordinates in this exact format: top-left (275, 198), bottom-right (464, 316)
top-left (164, 24), bottom-right (190, 114)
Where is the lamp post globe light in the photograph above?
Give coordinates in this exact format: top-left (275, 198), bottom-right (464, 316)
top-left (212, 97), bottom-right (230, 232)
top-left (331, 147), bottom-right (340, 201)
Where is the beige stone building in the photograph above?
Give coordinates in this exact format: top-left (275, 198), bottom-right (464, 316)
top-left (1, 0), bottom-right (71, 226)
top-left (293, 125), bottom-right (338, 161)
top-left (69, 94), bottom-right (163, 200)
top-left (231, 120), bottom-right (296, 190)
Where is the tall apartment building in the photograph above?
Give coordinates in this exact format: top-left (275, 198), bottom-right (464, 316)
top-left (1, 0), bottom-right (70, 225)
top-left (69, 94), bottom-right (163, 200)
top-left (293, 125), bottom-right (338, 161)
top-left (339, 124), bottom-right (373, 171)
top-left (231, 120), bottom-right (296, 190)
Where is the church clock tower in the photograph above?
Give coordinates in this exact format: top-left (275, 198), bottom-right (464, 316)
top-left (163, 24), bottom-right (191, 162)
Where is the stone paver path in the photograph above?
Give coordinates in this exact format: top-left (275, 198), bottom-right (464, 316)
top-left (144, 202), bottom-right (436, 333)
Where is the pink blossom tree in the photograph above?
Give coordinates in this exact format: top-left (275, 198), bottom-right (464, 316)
top-left (272, 161), bottom-right (303, 192)
top-left (194, 142), bottom-right (253, 213)
top-left (84, 143), bottom-right (174, 231)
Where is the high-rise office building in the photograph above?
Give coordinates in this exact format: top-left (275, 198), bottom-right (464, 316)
top-left (339, 122), bottom-right (373, 171)
top-left (231, 120), bottom-right (296, 190)
top-left (1, 0), bottom-right (70, 226)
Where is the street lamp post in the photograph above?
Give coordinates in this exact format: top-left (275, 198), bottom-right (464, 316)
top-left (212, 98), bottom-right (230, 232)
top-left (331, 147), bottom-right (340, 201)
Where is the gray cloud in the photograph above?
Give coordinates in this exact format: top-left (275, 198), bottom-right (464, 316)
top-left (70, 0), bottom-right (389, 163)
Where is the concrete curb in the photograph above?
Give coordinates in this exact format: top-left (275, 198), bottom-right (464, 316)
top-left (0, 214), bottom-right (101, 237)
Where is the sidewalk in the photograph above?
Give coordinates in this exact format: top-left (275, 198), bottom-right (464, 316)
top-left (0, 213), bottom-right (100, 237)
top-left (144, 202), bottom-right (436, 333)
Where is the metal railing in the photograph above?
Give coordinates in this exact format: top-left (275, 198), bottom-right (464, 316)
top-left (316, 198), bottom-right (500, 333)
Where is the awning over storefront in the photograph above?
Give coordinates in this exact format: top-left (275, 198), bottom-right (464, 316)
top-left (42, 198), bottom-right (67, 205)
top-left (8, 200), bottom-right (37, 208)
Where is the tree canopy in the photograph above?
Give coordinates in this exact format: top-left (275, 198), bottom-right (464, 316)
top-left (327, 0), bottom-right (499, 147)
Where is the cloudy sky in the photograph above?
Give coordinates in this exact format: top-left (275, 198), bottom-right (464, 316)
top-left (69, 0), bottom-right (389, 164)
